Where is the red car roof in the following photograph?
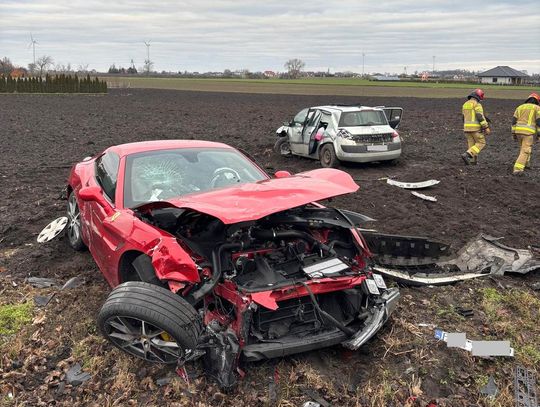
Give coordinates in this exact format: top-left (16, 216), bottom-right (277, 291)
top-left (107, 140), bottom-right (234, 158)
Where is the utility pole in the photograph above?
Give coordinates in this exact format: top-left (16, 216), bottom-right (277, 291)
top-left (362, 52), bottom-right (365, 77)
top-left (432, 55), bottom-right (436, 73)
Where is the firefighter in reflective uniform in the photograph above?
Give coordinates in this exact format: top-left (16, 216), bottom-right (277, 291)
top-left (511, 93), bottom-right (540, 175)
top-left (461, 89), bottom-right (490, 165)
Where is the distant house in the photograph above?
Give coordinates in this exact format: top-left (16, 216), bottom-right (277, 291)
top-left (477, 66), bottom-right (528, 85)
top-left (264, 70), bottom-right (276, 78)
top-left (372, 75), bottom-right (400, 81)
top-left (10, 68), bottom-right (27, 78)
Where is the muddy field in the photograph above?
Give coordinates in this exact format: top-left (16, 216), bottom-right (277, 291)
top-left (0, 89), bottom-right (539, 406)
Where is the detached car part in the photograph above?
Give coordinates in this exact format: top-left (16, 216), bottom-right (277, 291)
top-left (363, 232), bottom-right (540, 285)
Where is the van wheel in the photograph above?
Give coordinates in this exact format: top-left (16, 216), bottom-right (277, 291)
top-left (320, 144), bottom-right (339, 168)
top-left (98, 282), bottom-right (202, 364)
top-left (273, 137), bottom-right (291, 156)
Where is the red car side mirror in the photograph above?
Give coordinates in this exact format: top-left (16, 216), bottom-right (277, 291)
top-left (78, 186), bottom-right (114, 215)
top-left (274, 170), bottom-right (292, 178)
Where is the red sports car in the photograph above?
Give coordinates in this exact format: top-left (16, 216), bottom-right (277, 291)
top-left (65, 140), bottom-right (399, 388)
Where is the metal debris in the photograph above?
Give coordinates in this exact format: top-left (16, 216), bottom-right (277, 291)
top-left (386, 179), bottom-right (440, 189)
top-left (27, 277), bottom-right (59, 288)
top-left (439, 234), bottom-right (540, 276)
top-left (37, 217), bottom-right (68, 243)
top-left (411, 191), bottom-right (437, 202)
top-left (61, 276), bottom-right (85, 290)
top-left (515, 365), bottom-right (538, 407)
top-left (480, 376), bottom-right (498, 398)
top-left (435, 330), bottom-right (514, 357)
top-left (65, 363), bottom-right (92, 386)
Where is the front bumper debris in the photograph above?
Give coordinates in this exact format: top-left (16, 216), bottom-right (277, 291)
top-left (342, 287), bottom-right (400, 350)
top-left (242, 287), bottom-right (400, 361)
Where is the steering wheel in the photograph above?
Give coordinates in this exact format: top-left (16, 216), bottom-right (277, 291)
top-left (210, 167), bottom-right (241, 188)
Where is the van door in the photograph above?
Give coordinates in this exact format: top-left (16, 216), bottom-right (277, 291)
top-left (300, 109), bottom-right (322, 156)
top-left (382, 107), bottom-right (403, 129)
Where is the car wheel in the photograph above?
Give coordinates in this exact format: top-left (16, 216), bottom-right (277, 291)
top-left (66, 192), bottom-right (86, 251)
top-left (319, 144), bottom-right (339, 168)
top-left (98, 281), bottom-right (202, 364)
top-left (273, 137), bottom-right (292, 156)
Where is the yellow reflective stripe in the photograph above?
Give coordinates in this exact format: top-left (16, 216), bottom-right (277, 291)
top-left (514, 163), bottom-right (525, 170)
top-left (471, 146), bottom-right (480, 154)
top-left (514, 126), bottom-right (536, 134)
top-left (527, 108), bottom-right (535, 126)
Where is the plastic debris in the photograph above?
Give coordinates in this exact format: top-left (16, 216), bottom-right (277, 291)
top-left (455, 306), bottom-right (474, 318)
top-left (411, 191), bottom-right (437, 202)
top-left (33, 294), bottom-right (55, 307)
top-left (156, 377), bottom-right (172, 386)
top-left (27, 277), bottom-right (59, 288)
top-left (372, 234), bottom-right (540, 285)
top-left (515, 365), bottom-right (537, 407)
top-left (435, 329), bottom-right (514, 357)
top-left (61, 276), bottom-right (85, 290)
top-left (386, 179), bottom-right (440, 189)
top-left (65, 363), bottom-right (92, 386)
top-left (480, 376), bottom-right (498, 398)
top-left (302, 402), bottom-right (321, 407)
top-left (37, 217), bottom-right (68, 243)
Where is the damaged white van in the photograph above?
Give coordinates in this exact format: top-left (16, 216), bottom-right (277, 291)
top-left (274, 104), bottom-right (403, 167)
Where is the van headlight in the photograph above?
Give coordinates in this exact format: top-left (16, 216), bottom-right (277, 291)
top-left (337, 129), bottom-right (353, 139)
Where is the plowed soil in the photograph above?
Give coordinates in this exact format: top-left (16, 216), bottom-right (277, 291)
top-left (0, 89), bottom-right (538, 406)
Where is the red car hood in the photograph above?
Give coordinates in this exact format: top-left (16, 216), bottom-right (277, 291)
top-left (142, 168), bottom-right (359, 224)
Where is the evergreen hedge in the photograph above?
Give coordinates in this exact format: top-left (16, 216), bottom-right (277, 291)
top-left (0, 74), bottom-right (107, 93)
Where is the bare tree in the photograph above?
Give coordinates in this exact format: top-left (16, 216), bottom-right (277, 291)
top-left (36, 55), bottom-right (54, 76)
top-left (27, 63), bottom-right (37, 75)
top-left (77, 63), bottom-right (89, 73)
top-left (143, 59), bottom-right (154, 75)
top-left (284, 58), bottom-right (305, 79)
top-left (0, 57), bottom-right (14, 76)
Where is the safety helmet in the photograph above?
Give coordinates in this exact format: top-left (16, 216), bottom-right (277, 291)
top-left (467, 89), bottom-right (485, 101)
top-left (526, 92), bottom-right (540, 105)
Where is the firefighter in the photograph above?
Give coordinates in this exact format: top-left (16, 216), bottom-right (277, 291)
top-left (511, 93), bottom-right (540, 175)
top-left (461, 89), bottom-right (490, 165)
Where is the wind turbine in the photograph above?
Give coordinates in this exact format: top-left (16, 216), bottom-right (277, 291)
top-left (28, 34), bottom-right (38, 66)
top-left (144, 40), bottom-right (151, 62)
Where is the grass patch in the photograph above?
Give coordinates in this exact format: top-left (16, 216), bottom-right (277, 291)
top-left (100, 76), bottom-right (537, 99)
top-left (0, 302), bottom-right (33, 335)
top-left (480, 287), bottom-right (540, 367)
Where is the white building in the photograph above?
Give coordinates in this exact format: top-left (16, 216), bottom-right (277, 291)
top-left (477, 66), bottom-right (528, 85)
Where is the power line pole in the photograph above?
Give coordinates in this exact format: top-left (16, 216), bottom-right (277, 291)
top-left (432, 55), bottom-right (436, 73)
top-left (362, 52), bottom-right (365, 77)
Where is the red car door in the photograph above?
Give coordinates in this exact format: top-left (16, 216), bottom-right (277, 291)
top-left (87, 152), bottom-right (121, 275)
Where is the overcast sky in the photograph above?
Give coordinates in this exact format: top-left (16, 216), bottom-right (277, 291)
top-left (1, 0), bottom-right (539, 74)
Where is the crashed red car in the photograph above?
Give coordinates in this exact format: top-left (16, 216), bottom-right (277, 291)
top-left (64, 140), bottom-right (399, 387)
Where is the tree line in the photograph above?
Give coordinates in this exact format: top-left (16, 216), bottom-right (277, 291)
top-left (0, 74), bottom-right (107, 93)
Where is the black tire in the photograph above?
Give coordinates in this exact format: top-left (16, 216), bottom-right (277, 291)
top-left (127, 254), bottom-right (167, 288)
top-left (273, 137), bottom-right (291, 156)
top-left (319, 144), bottom-right (339, 168)
top-left (66, 192), bottom-right (86, 251)
top-left (98, 281), bottom-right (202, 364)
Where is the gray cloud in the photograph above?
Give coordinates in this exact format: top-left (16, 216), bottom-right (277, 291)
top-left (0, 0), bottom-right (538, 73)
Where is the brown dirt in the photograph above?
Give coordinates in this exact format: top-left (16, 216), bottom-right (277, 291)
top-left (0, 89), bottom-right (538, 406)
